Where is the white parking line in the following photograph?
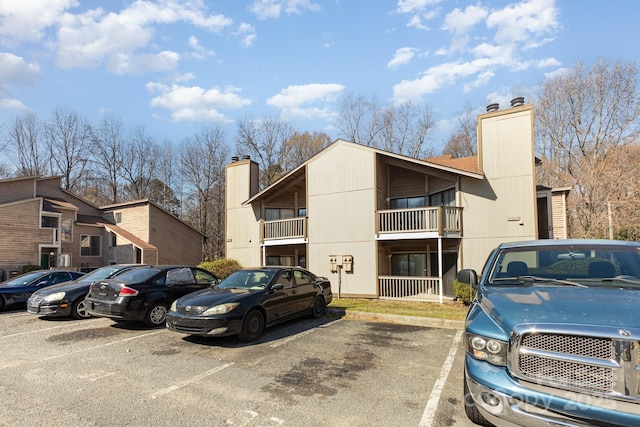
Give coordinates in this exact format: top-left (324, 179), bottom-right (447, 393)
top-left (39, 330), bottom-right (164, 361)
top-left (150, 362), bottom-right (234, 398)
top-left (0, 318), bottom-right (104, 339)
top-left (419, 329), bottom-right (463, 427)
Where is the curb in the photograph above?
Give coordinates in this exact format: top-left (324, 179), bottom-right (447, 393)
top-left (327, 308), bottom-right (465, 330)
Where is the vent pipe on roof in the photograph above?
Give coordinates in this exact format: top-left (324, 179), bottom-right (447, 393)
top-left (486, 103), bottom-right (499, 112)
top-left (510, 97), bottom-right (525, 107)
top-left (231, 156), bottom-right (239, 162)
top-left (242, 155), bottom-right (250, 160)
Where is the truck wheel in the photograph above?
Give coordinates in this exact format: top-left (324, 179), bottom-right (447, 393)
top-left (463, 373), bottom-right (493, 426)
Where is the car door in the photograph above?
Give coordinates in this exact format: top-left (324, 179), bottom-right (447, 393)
top-left (163, 267), bottom-right (200, 303)
top-left (291, 269), bottom-right (319, 312)
top-left (268, 269), bottom-right (298, 319)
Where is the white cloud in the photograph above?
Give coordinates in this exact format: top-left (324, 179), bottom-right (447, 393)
top-left (486, 0), bottom-right (560, 47)
top-left (0, 98), bottom-right (30, 113)
top-left (249, 0), bottom-right (320, 20)
top-left (396, 0), bottom-right (443, 14)
top-left (147, 82), bottom-right (252, 123)
top-left (0, 53), bottom-right (42, 86)
top-left (0, 0), bottom-right (77, 45)
top-left (188, 36), bottom-right (216, 59)
top-left (267, 83), bottom-right (345, 109)
top-left (387, 47), bottom-right (418, 69)
top-left (236, 23), bottom-right (257, 48)
top-left (443, 5), bottom-right (487, 35)
top-left (536, 57), bottom-right (561, 68)
top-left (56, 1), bottom-right (232, 73)
top-left (267, 83), bottom-right (345, 121)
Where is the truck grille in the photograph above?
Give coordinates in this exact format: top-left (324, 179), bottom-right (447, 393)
top-left (511, 325), bottom-right (640, 400)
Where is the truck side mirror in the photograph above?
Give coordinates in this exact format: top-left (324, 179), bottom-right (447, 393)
top-left (457, 269), bottom-right (478, 288)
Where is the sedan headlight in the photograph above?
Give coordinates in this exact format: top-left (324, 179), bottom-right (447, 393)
top-left (170, 300), bottom-right (177, 311)
top-left (466, 333), bottom-right (508, 366)
top-left (203, 303), bottom-right (240, 315)
top-left (43, 292), bottom-right (66, 303)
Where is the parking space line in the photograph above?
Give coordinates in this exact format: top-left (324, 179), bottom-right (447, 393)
top-left (39, 330), bottom-right (164, 362)
top-left (150, 362), bottom-right (234, 398)
top-left (0, 318), bottom-right (104, 339)
top-left (419, 329), bottom-right (463, 427)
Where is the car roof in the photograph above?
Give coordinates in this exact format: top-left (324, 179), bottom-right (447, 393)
top-left (497, 239), bottom-right (640, 249)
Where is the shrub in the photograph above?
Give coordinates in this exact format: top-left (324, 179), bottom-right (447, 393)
top-left (453, 278), bottom-right (475, 304)
top-left (22, 264), bottom-right (42, 273)
top-left (198, 258), bottom-right (242, 279)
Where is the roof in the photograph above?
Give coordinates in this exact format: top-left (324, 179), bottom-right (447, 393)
top-left (101, 223), bottom-right (156, 250)
top-left (423, 154), bottom-right (480, 174)
top-left (244, 139), bottom-right (484, 205)
top-left (43, 198), bottom-right (79, 213)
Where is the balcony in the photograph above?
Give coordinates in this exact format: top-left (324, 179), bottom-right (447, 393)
top-left (376, 206), bottom-right (463, 239)
top-left (260, 217), bottom-right (307, 245)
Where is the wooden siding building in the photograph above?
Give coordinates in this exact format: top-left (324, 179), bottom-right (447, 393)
top-left (225, 102), bottom-right (571, 302)
top-left (0, 176), bottom-right (204, 278)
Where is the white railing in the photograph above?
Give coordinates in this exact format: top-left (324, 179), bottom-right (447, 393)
top-left (261, 217), bottom-right (307, 241)
top-left (379, 276), bottom-right (442, 302)
top-left (377, 206), bottom-right (462, 235)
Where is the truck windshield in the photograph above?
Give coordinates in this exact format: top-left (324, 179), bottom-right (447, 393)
top-left (487, 244), bottom-right (640, 287)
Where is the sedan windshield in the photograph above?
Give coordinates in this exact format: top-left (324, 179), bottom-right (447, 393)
top-left (111, 268), bottom-right (161, 284)
top-left (218, 270), bottom-right (276, 290)
top-left (487, 244), bottom-right (640, 287)
top-left (2, 272), bottom-right (46, 287)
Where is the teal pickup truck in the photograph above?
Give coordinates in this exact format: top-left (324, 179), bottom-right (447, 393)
top-left (458, 239), bottom-right (640, 427)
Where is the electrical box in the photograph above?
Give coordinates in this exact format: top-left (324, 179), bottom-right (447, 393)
top-left (329, 255), bottom-right (339, 272)
top-left (342, 255), bottom-right (353, 273)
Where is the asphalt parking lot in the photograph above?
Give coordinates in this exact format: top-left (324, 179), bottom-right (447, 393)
top-left (0, 308), bottom-right (477, 427)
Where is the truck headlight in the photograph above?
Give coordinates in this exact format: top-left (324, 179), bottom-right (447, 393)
top-left (467, 333), bottom-right (507, 366)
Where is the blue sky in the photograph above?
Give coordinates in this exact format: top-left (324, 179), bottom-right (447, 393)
top-left (1, 0), bottom-right (638, 154)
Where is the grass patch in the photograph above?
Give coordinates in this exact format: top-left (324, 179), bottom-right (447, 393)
top-left (328, 297), bottom-right (468, 321)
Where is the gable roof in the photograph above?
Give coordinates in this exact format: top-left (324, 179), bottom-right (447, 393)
top-left (244, 139), bottom-right (484, 205)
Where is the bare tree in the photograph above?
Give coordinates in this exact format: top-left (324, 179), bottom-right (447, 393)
top-left (153, 140), bottom-right (181, 214)
top-left (5, 113), bottom-right (49, 176)
top-left (337, 92), bottom-right (437, 158)
top-left (235, 116), bottom-right (293, 189)
top-left (45, 107), bottom-right (93, 191)
top-left (534, 59), bottom-right (640, 238)
top-left (180, 126), bottom-right (229, 260)
top-left (442, 102), bottom-right (478, 158)
top-left (121, 126), bottom-right (159, 200)
top-left (280, 131), bottom-right (332, 171)
top-left (91, 114), bottom-right (127, 204)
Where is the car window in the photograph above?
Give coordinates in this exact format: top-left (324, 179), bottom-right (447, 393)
top-left (50, 272), bottom-right (72, 285)
top-left (293, 269), bottom-right (313, 286)
top-left (165, 268), bottom-right (195, 286)
top-left (191, 268), bottom-right (218, 285)
top-left (276, 270), bottom-right (294, 289)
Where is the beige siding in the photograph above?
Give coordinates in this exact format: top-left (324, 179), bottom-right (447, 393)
top-left (0, 177), bottom-right (36, 204)
top-left (552, 192), bottom-right (568, 239)
top-left (0, 199), bottom-right (47, 266)
top-left (110, 205), bottom-right (150, 241)
top-left (74, 224), bottom-right (105, 271)
top-left (460, 105), bottom-right (538, 271)
top-left (307, 142), bottom-right (378, 297)
top-left (225, 160), bottom-right (262, 267)
top-left (388, 165), bottom-right (425, 199)
top-left (148, 204), bottom-right (203, 265)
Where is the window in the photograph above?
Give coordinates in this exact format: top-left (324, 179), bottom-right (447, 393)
top-left (80, 235), bottom-right (101, 257)
top-left (265, 208), bottom-right (296, 221)
top-left (429, 188), bottom-right (456, 207)
top-left (298, 208), bottom-right (307, 217)
top-left (390, 196), bottom-right (425, 209)
top-left (391, 254), bottom-right (427, 276)
top-left (266, 255), bottom-right (295, 266)
top-left (59, 253), bottom-right (71, 267)
top-left (110, 232), bottom-right (117, 247)
top-left (115, 212), bottom-right (122, 223)
top-left (41, 215), bottom-right (59, 228)
top-left (293, 269), bottom-right (313, 286)
top-left (61, 219), bottom-right (72, 242)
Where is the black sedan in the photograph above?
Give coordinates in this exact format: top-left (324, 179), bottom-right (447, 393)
top-left (0, 270), bottom-right (85, 311)
top-left (166, 266), bottom-right (333, 342)
top-left (85, 266), bottom-right (220, 327)
top-left (27, 264), bottom-right (144, 319)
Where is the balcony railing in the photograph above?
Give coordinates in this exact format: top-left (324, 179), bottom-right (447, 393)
top-left (379, 276), bottom-right (443, 302)
top-left (261, 217), bottom-right (307, 242)
top-left (376, 206), bottom-right (462, 236)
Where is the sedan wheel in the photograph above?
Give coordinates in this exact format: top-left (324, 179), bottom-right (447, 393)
top-left (311, 296), bottom-right (325, 319)
top-left (71, 298), bottom-right (91, 319)
top-left (238, 309), bottom-right (265, 342)
top-left (144, 303), bottom-right (168, 327)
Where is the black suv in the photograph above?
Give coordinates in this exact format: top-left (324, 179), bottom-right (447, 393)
top-left (85, 266), bottom-right (219, 327)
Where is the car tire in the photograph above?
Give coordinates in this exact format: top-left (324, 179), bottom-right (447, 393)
top-left (71, 298), bottom-right (91, 320)
top-left (311, 296), bottom-right (325, 318)
top-left (463, 371), bottom-right (492, 426)
top-left (238, 309), bottom-right (265, 342)
top-left (144, 302), bottom-right (168, 327)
